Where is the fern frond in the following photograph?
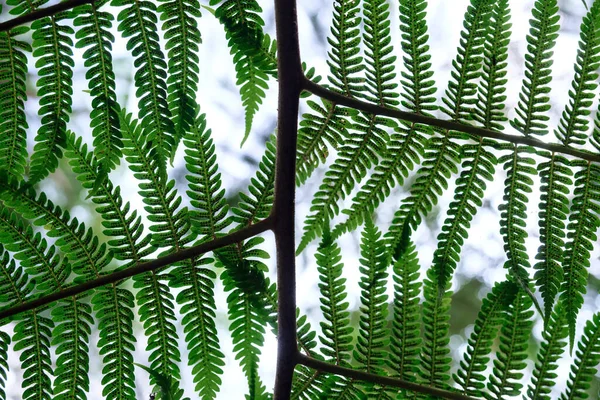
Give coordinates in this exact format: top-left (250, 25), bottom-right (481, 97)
top-left (220, 258), bottom-right (272, 388)
top-left (430, 141), bottom-right (497, 288)
top-left (361, 0), bottom-right (397, 107)
top-left (170, 256), bottom-right (224, 399)
top-left (157, 0), bottom-right (202, 149)
top-left (0, 179), bottom-right (112, 399)
top-left (65, 132), bottom-right (155, 267)
top-left (0, 25), bottom-right (30, 179)
top-left (292, 313), bottom-right (326, 399)
top-left (0, 210), bottom-right (71, 400)
top-left (498, 144), bottom-right (541, 312)
top-left (51, 298), bottom-right (93, 400)
top-left (354, 218), bottom-right (389, 375)
top-left (295, 0), bottom-right (364, 184)
top-left (73, 0), bottom-right (122, 172)
top-left (211, 0), bottom-right (276, 144)
top-left (177, 109), bottom-right (233, 398)
top-left (214, 136), bottom-right (277, 392)
top-left (327, 0), bottom-right (363, 98)
top-left (121, 112), bottom-right (183, 379)
top-left (534, 153), bottom-right (572, 318)
top-left (296, 99), bottom-right (350, 185)
top-left (554, 0), bottom-right (600, 146)
top-left (0, 178), bottom-right (112, 282)
top-left (454, 280), bottom-right (518, 397)
top-left (526, 304), bottom-right (568, 400)
top-left (121, 111), bottom-right (192, 252)
top-left (510, 0), bottom-right (560, 137)
top-left (113, 0), bottom-right (175, 164)
top-left (11, 311), bottom-right (54, 400)
top-left (332, 0), bottom-right (435, 237)
top-left (231, 135), bottom-right (276, 226)
top-left (65, 133), bottom-right (144, 399)
top-left (439, 0), bottom-right (492, 122)
top-left (316, 225), bottom-right (354, 366)
top-left (483, 287), bottom-right (534, 400)
top-left (559, 160), bottom-right (600, 348)
top-left (29, 13), bottom-right (74, 183)
top-left (559, 312), bottom-right (600, 400)
top-left (419, 268), bottom-right (452, 390)
top-left (386, 0), bottom-right (491, 250)
top-left (298, 113), bottom-right (389, 253)
top-left (388, 236), bottom-right (422, 391)
top-left (184, 109), bottom-right (232, 239)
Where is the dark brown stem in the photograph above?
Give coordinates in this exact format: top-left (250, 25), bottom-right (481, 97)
top-left (302, 77), bottom-right (600, 164)
top-left (0, 217), bottom-right (273, 321)
top-left (0, 0), bottom-right (95, 31)
top-left (272, 0), bottom-right (303, 398)
top-left (296, 354), bottom-right (479, 400)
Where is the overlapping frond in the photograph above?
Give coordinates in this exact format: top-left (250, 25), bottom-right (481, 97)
top-left (534, 154), bottom-right (572, 318)
top-left (65, 132), bottom-right (156, 267)
top-left (65, 133), bottom-right (145, 399)
top-left (454, 280), bottom-right (518, 397)
top-left (386, 0), bottom-right (491, 251)
top-left (214, 136), bottom-right (277, 393)
top-left (484, 288), bottom-right (534, 400)
top-left (559, 159), bottom-right (600, 348)
top-left (177, 108), bottom-right (231, 398)
top-left (292, 313), bottom-right (326, 399)
top-left (0, 209), bottom-right (71, 400)
top-left (296, 0), bottom-right (364, 185)
top-left (113, 0), bottom-right (175, 164)
top-left (158, 0), bottom-right (202, 149)
top-left (431, 0), bottom-right (509, 288)
top-left (498, 144), bottom-right (540, 310)
top-left (526, 304), bottom-right (568, 400)
top-left (120, 111), bottom-right (182, 379)
top-left (559, 312), bottom-right (600, 400)
top-left (0, 24), bottom-right (29, 179)
top-left (28, 12), bottom-right (74, 183)
top-left (554, 1), bottom-right (600, 146)
top-left (0, 178), bottom-right (108, 399)
top-left (73, 0), bottom-right (122, 172)
top-left (333, 0), bottom-right (434, 238)
top-left (211, 0), bottom-right (277, 144)
top-left (388, 236), bottom-right (422, 390)
top-left (419, 268), bottom-right (452, 390)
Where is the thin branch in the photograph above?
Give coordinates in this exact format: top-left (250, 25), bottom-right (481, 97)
top-left (0, 0), bottom-right (95, 31)
top-left (0, 217), bottom-right (273, 320)
top-left (296, 354), bottom-right (479, 400)
top-left (302, 77), bottom-right (600, 164)
top-left (272, 0), bottom-right (303, 397)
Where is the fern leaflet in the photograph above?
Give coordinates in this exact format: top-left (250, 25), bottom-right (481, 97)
top-left (73, 0), bottom-right (122, 172)
top-left (113, 0), bottom-right (175, 164)
top-left (29, 12), bottom-right (74, 183)
top-left (559, 312), bottom-right (600, 400)
top-left (483, 287), bottom-right (534, 400)
top-left (0, 24), bottom-right (29, 179)
top-left (454, 280), bottom-right (518, 397)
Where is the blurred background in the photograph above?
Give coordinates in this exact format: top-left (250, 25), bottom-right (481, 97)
top-left (1, 0), bottom-right (599, 398)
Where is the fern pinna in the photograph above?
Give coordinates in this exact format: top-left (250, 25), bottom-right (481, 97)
top-left (2, 0), bottom-right (600, 399)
